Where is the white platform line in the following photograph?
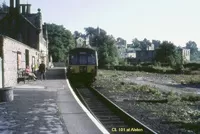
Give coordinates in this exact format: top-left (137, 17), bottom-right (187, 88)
top-left (66, 79), bottom-right (110, 134)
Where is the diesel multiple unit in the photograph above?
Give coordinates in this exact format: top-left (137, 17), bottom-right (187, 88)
top-left (67, 47), bottom-right (98, 84)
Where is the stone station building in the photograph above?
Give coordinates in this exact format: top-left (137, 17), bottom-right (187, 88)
top-left (0, 0), bottom-right (49, 87)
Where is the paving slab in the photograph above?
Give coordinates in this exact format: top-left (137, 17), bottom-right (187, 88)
top-left (0, 68), bottom-right (108, 134)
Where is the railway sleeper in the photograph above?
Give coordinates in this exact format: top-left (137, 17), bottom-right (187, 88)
top-left (106, 125), bottom-right (129, 129)
top-left (86, 102), bottom-right (104, 105)
top-left (102, 121), bottom-right (126, 125)
top-left (91, 109), bottom-right (113, 112)
top-left (97, 115), bottom-right (119, 118)
top-left (99, 118), bottom-right (122, 121)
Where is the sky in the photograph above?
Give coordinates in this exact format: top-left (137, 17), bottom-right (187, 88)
top-left (4, 0), bottom-right (200, 47)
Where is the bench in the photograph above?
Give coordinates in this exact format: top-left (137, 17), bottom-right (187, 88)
top-left (17, 69), bottom-right (31, 84)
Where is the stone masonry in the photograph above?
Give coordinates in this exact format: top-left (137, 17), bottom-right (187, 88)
top-left (0, 35), bottom-right (40, 87)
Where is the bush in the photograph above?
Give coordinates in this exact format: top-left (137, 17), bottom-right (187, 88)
top-left (154, 61), bottom-right (161, 67)
top-left (181, 94), bottom-right (200, 101)
top-left (101, 64), bottom-right (178, 74)
top-left (184, 63), bottom-right (200, 71)
top-left (174, 64), bottom-right (184, 73)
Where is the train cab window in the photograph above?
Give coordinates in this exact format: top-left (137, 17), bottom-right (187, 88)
top-left (79, 54), bottom-right (87, 64)
top-left (69, 55), bottom-right (78, 64)
top-left (88, 54), bottom-right (96, 64)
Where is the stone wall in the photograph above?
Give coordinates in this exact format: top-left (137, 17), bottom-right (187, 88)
top-left (0, 35), bottom-right (39, 87)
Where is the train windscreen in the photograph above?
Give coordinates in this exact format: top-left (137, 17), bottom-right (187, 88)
top-left (87, 53), bottom-right (96, 64)
top-left (69, 52), bottom-right (96, 65)
top-left (69, 54), bottom-right (78, 65)
top-left (79, 54), bottom-right (87, 64)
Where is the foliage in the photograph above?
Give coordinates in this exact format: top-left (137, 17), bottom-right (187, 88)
top-left (155, 41), bottom-right (181, 67)
top-left (140, 38), bottom-right (152, 50)
top-left (84, 27), bottom-right (119, 67)
top-left (46, 23), bottom-right (75, 62)
top-left (0, 1), bottom-right (8, 13)
top-left (131, 38), bottom-right (152, 50)
top-left (132, 38), bottom-right (140, 48)
top-left (102, 65), bottom-right (176, 74)
top-left (152, 40), bottom-right (161, 49)
top-left (73, 31), bottom-right (82, 39)
top-left (119, 58), bottom-right (128, 65)
top-left (185, 41), bottom-right (200, 61)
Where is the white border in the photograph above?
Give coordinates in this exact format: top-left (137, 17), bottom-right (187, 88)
top-left (66, 79), bottom-right (110, 134)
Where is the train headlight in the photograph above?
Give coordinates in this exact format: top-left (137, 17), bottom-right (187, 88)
top-left (71, 69), bottom-right (75, 73)
top-left (91, 69), bottom-right (96, 74)
top-left (68, 66), bottom-right (75, 73)
top-left (91, 69), bottom-right (94, 72)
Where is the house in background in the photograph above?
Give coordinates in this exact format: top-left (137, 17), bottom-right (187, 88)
top-left (146, 43), bottom-right (154, 50)
top-left (178, 47), bottom-right (190, 63)
top-left (116, 37), bottom-right (127, 58)
top-left (136, 50), bottom-right (156, 63)
top-left (75, 35), bottom-right (90, 48)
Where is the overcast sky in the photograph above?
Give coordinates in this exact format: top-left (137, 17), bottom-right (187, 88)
top-left (5, 0), bottom-right (200, 46)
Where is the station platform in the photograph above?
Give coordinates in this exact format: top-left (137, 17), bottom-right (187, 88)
top-left (0, 67), bottom-right (109, 134)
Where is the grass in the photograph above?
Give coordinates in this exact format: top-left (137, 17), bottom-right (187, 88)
top-left (181, 93), bottom-right (200, 101)
top-left (94, 69), bottom-right (200, 133)
top-left (171, 74), bottom-right (200, 85)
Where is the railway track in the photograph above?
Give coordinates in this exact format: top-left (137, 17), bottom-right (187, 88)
top-left (71, 82), bottom-right (157, 134)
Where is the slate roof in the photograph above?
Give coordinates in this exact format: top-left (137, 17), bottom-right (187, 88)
top-left (0, 13), bottom-right (7, 20)
top-left (22, 13), bottom-right (40, 28)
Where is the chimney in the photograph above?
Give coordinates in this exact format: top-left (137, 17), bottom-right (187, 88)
top-left (9, 0), bottom-right (14, 13)
top-left (16, 0), bottom-right (20, 14)
top-left (26, 4), bottom-right (31, 14)
top-left (21, 5), bottom-right (26, 14)
top-left (43, 23), bottom-right (48, 40)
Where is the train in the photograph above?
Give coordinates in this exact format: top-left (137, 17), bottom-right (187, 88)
top-left (67, 47), bottom-right (98, 84)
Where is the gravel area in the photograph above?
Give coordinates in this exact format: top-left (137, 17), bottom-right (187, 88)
top-left (124, 75), bottom-right (200, 94)
top-left (93, 70), bottom-right (200, 134)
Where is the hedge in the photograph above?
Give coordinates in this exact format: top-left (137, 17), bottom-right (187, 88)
top-left (100, 65), bottom-right (177, 74)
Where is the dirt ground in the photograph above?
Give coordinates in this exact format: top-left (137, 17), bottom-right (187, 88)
top-left (93, 70), bottom-right (200, 134)
top-left (124, 74), bottom-right (200, 94)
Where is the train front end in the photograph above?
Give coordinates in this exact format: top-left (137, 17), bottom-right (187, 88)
top-left (67, 48), bottom-right (98, 84)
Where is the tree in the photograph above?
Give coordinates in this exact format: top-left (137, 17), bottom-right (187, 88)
top-left (46, 23), bottom-right (75, 62)
top-left (84, 27), bottom-right (119, 67)
top-left (131, 38), bottom-right (152, 50)
top-left (0, 1), bottom-right (8, 13)
top-left (73, 31), bottom-right (82, 39)
top-left (185, 41), bottom-right (198, 61)
top-left (186, 41), bottom-right (198, 54)
top-left (155, 41), bottom-right (181, 66)
top-left (152, 40), bottom-right (161, 49)
top-left (132, 38), bottom-right (140, 48)
top-left (140, 38), bottom-right (151, 50)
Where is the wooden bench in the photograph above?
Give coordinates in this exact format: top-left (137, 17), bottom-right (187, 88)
top-left (17, 69), bottom-right (31, 84)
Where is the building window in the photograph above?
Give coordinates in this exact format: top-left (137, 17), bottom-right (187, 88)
top-left (25, 49), bottom-right (29, 66)
top-left (17, 52), bottom-right (22, 69)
